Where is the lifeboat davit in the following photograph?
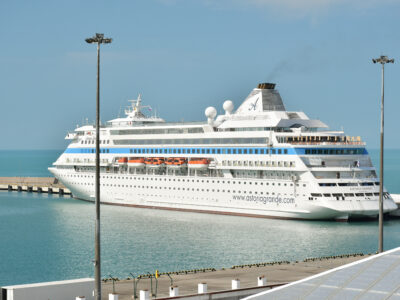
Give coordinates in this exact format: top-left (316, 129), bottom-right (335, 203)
top-left (188, 158), bottom-right (210, 169)
top-left (128, 157), bottom-right (145, 168)
top-left (166, 157), bottom-right (187, 168)
top-left (117, 157), bottom-right (128, 164)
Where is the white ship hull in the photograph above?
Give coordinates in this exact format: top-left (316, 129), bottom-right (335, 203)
top-left (49, 167), bottom-right (397, 221)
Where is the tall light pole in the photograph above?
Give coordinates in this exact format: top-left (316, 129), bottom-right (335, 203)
top-left (372, 55), bottom-right (394, 253)
top-left (85, 33), bottom-right (112, 300)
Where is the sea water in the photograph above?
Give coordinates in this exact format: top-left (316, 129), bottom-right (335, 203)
top-left (0, 149), bottom-right (399, 286)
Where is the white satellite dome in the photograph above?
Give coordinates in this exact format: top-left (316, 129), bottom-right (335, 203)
top-left (223, 100), bottom-right (234, 115)
top-left (205, 106), bottom-right (217, 119)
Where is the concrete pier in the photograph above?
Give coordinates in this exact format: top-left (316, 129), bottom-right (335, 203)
top-left (0, 177), bottom-right (71, 196)
top-left (101, 254), bottom-right (369, 300)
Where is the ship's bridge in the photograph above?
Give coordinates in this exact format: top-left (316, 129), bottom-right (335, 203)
top-left (107, 94), bottom-right (164, 127)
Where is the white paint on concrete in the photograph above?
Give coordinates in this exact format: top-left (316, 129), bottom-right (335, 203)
top-left (108, 293), bottom-right (118, 300)
top-left (140, 289), bottom-right (149, 300)
top-left (3, 278), bottom-right (94, 300)
top-left (169, 286), bottom-right (179, 297)
top-left (257, 276), bottom-right (266, 286)
top-left (198, 283), bottom-right (207, 294)
top-left (232, 279), bottom-right (240, 290)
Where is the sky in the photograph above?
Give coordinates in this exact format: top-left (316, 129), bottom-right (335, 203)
top-left (1, 0), bottom-right (400, 150)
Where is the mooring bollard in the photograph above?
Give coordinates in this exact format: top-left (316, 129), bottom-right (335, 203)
top-left (198, 283), bottom-right (207, 294)
top-left (109, 293), bottom-right (118, 300)
top-left (169, 286), bottom-right (179, 297)
top-left (139, 290), bottom-right (149, 300)
top-left (232, 279), bottom-right (240, 290)
top-left (257, 275), bottom-right (266, 286)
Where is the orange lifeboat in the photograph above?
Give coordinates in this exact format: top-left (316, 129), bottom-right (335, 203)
top-left (118, 157), bottom-right (128, 163)
top-left (165, 157), bottom-right (187, 168)
top-left (152, 157), bottom-right (165, 165)
top-left (146, 157), bottom-right (165, 168)
top-left (165, 157), bottom-right (175, 165)
top-left (188, 158), bottom-right (210, 169)
top-left (144, 157), bottom-right (153, 165)
top-left (128, 157), bottom-right (145, 168)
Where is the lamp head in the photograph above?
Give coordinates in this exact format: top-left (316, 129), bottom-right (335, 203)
top-left (85, 38), bottom-right (95, 44)
top-left (372, 55), bottom-right (395, 64)
top-left (85, 33), bottom-right (112, 44)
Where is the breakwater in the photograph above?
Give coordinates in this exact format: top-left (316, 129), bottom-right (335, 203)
top-left (0, 177), bottom-right (71, 195)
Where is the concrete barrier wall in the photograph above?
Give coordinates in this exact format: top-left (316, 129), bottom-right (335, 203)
top-left (2, 278), bottom-right (94, 300)
top-left (0, 177), bottom-right (64, 188)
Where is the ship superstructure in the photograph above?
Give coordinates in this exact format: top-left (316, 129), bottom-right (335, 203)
top-left (49, 83), bottom-right (397, 220)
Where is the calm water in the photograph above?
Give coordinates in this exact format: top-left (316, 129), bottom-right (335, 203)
top-left (0, 149), bottom-right (399, 286)
top-left (0, 150), bottom-right (62, 177)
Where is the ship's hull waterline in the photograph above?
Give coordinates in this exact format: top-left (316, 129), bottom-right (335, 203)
top-left (49, 168), bottom-right (396, 221)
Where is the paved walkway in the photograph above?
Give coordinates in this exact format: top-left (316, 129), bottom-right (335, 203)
top-left (101, 254), bottom-right (369, 299)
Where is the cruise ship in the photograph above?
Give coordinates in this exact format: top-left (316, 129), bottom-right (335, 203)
top-left (49, 83), bottom-right (397, 221)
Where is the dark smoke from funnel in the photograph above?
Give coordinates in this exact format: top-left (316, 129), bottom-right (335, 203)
top-left (266, 60), bottom-right (292, 81)
top-left (266, 46), bottom-right (321, 81)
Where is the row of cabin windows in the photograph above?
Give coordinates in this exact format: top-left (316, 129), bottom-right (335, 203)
top-left (110, 127), bottom-right (204, 135)
top-left (319, 182), bottom-right (379, 187)
top-left (70, 147), bottom-right (364, 156)
top-left (222, 160), bottom-right (295, 168)
top-left (114, 138), bottom-right (267, 145)
top-left (79, 149), bottom-right (110, 153)
top-left (311, 192), bottom-right (389, 198)
top-left (61, 173), bottom-right (301, 187)
top-left (128, 148), bottom-right (288, 155)
top-left (75, 147), bottom-right (288, 154)
top-left (81, 140), bottom-right (110, 145)
top-left (305, 148), bottom-right (364, 155)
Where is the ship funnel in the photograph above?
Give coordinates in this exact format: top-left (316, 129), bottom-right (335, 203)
top-left (235, 82), bottom-right (286, 114)
top-left (257, 83), bottom-right (276, 90)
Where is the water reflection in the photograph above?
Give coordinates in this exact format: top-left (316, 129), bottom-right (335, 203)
top-left (1, 191), bottom-right (400, 286)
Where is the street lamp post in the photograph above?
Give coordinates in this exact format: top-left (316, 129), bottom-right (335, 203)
top-left (85, 33), bottom-right (112, 300)
top-left (372, 55), bottom-right (394, 253)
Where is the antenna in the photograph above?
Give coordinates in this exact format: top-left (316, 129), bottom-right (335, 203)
top-left (117, 100), bottom-right (124, 118)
